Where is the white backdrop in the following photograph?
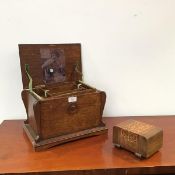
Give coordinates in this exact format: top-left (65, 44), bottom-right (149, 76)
top-left (1, 0), bottom-right (175, 123)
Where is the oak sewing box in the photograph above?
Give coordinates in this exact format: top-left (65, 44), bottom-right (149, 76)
top-left (19, 44), bottom-right (107, 151)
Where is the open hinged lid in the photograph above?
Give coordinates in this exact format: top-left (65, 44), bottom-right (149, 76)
top-left (19, 44), bottom-right (82, 89)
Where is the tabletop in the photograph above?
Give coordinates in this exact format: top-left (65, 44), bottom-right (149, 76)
top-left (0, 116), bottom-right (175, 175)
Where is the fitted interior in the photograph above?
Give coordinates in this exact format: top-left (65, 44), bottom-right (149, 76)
top-left (33, 81), bottom-right (95, 98)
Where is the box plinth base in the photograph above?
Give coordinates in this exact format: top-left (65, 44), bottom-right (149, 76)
top-left (23, 123), bottom-right (108, 151)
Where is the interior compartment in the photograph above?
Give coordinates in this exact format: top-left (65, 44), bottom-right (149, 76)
top-left (33, 81), bottom-right (96, 98)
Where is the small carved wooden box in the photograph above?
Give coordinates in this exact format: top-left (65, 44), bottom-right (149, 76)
top-left (113, 120), bottom-right (163, 158)
top-left (19, 44), bottom-right (107, 151)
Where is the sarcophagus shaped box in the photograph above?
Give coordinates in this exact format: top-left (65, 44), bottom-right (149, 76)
top-left (113, 120), bottom-right (163, 158)
top-left (19, 44), bottom-right (107, 151)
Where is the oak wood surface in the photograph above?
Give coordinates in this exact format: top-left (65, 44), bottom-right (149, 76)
top-left (0, 116), bottom-right (175, 175)
top-left (19, 44), bottom-right (107, 151)
top-left (19, 44), bottom-right (82, 89)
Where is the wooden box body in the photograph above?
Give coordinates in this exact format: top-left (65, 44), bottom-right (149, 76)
top-left (113, 120), bottom-right (163, 158)
top-left (19, 44), bottom-right (107, 151)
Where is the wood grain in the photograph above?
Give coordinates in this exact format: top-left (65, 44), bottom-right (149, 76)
top-left (113, 120), bottom-right (163, 158)
top-left (1, 116), bottom-right (175, 175)
top-left (19, 44), bottom-right (82, 89)
top-left (19, 44), bottom-right (107, 150)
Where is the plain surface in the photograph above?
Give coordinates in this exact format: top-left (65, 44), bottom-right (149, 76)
top-left (1, 1), bottom-right (175, 122)
top-left (0, 116), bottom-right (175, 175)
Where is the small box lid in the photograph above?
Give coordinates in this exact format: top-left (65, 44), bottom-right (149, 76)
top-left (19, 44), bottom-right (82, 89)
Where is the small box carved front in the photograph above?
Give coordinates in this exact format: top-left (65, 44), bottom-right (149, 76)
top-left (113, 120), bottom-right (163, 158)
